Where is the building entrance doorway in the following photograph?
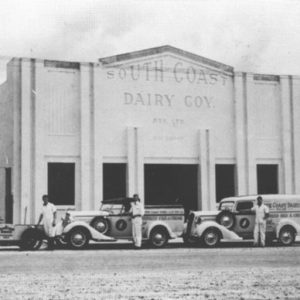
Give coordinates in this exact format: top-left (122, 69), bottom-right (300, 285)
top-left (144, 164), bottom-right (198, 210)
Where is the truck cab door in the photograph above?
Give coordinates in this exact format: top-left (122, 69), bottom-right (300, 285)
top-left (108, 204), bottom-right (132, 239)
top-left (233, 201), bottom-right (255, 238)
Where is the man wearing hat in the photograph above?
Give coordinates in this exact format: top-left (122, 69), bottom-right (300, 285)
top-left (37, 195), bottom-right (57, 250)
top-left (251, 195), bottom-right (269, 247)
top-left (130, 194), bottom-right (144, 249)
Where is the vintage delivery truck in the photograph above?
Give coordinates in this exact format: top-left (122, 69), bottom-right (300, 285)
top-left (0, 223), bottom-right (44, 250)
top-left (183, 194), bottom-right (300, 247)
top-left (59, 198), bottom-right (185, 249)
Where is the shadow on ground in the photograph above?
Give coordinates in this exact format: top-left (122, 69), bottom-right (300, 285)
top-left (1, 240), bottom-right (299, 252)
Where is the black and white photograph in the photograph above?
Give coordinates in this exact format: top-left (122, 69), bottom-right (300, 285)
top-left (0, 0), bottom-right (300, 299)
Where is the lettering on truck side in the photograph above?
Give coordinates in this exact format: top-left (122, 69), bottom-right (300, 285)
top-left (144, 209), bottom-right (183, 215)
top-left (0, 225), bottom-right (15, 240)
top-left (265, 200), bottom-right (300, 212)
top-left (143, 215), bottom-right (183, 221)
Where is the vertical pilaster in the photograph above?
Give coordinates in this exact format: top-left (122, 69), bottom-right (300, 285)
top-left (30, 60), bottom-right (36, 223)
top-left (136, 128), bottom-right (144, 203)
top-left (20, 59), bottom-right (34, 224)
top-left (127, 127), bottom-right (144, 204)
top-left (280, 76), bottom-right (293, 193)
top-left (93, 161), bottom-right (102, 209)
top-left (198, 129), bottom-right (215, 210)
top-left (92, 66), bottom-right (101, 210)
top-left (292, 76), bottom-right (300, 193)
top-left (92, 124), bottom-right (102, 209)
top-left (12, 59), bottom-right (21, 223)
top-left (245, 74), bottom-right (257, 194)
top-left (90, 65), bottom-right (95, 208)
top-left (80, 63), bottom-right (94, 210)
top-left (34, 60), bottom-right (47, 221)
top-left (234, 72), bottom-right (247, 195)
top-left (127, 127), bottom-right (135, 197)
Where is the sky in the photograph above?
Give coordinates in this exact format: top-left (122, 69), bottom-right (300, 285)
top-left (0, 0), bottom-right (300, 83)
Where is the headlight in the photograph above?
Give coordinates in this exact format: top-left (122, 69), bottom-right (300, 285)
top-left (196, 217), bottom-right (202, 224)
top-left (62, 213), bottom-right (72, 227)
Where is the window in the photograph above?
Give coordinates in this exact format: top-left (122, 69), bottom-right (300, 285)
top-left (215, 165), bottom-right (236, 202)
top-left (257, 164), bottom-right (278, 194)
top-left (48, 163), bottom-right (75, 205)
top-left (103, 163), bottom-right (126, 200)
top-left (219, 201), bottom-right (234, 211)
top-left (236, 201), bottom-right (253, 211)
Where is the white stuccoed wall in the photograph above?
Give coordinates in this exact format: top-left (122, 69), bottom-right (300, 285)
top-left (33, 62), bottom-right (81, 221)
top-left (1, 46), bottom-right (300, 223)
top-left (95, 52), bottom-right (234, 209)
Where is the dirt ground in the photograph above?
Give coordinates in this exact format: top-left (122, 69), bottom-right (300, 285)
top-left (0, 243), bottom-right (299, 300)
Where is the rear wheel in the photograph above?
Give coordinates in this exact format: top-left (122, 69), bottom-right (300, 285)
top-left (201, 228), bottom-right (221, 248)
top-left (68, 228), bottom-right (90, 249)
top-left (278, 227), bottom-right (295, 246)
top-left (19, 228), bottom-right (44, 251)
top-left (149, 227), bottom-right (169, 248)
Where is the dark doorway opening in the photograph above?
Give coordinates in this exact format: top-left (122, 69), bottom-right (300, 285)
top-left (215, 164), bottom-right (235, 203)
top-left (257, 164), bottom-right (278, 194)
top-left (5, 168), bottom-right (13, 223)
top-left (48, 163), bottom-right (75, 205)
top-left (103, 163), bottom-right (126, 200)
top-left (144, 164), bottom-right (198, 210)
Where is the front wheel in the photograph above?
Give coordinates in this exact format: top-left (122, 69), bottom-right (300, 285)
top-left (201, 228), bottom-right (221, 248)
top-left (55, 235), bottom-right (68, 248)
top-left (149, 227), bottom-right (169, 248)
top-left (278, 227), bottom-right (295, 246)
top-left (68, 228), bottom-right (90, 249)
top-left (19, 228), bottom-right (44, 251)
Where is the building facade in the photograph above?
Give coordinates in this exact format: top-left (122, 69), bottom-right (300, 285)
top-left (0, 45), bottom-right (300, 224)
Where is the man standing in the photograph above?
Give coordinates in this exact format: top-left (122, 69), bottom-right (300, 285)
top-left (37, 195), bottom-right (57, 250)
top-left (131, 194), bottom-right (144, 249)
top-left (251, 195), bottom-right (269, 247)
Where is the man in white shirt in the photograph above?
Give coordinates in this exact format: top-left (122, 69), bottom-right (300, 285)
top-left (130, 194), bottom-right (144, 249)
top-left (251, 196), bottom-right (269, 247)
top-left (37, 195), bottom-right (57, 250)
